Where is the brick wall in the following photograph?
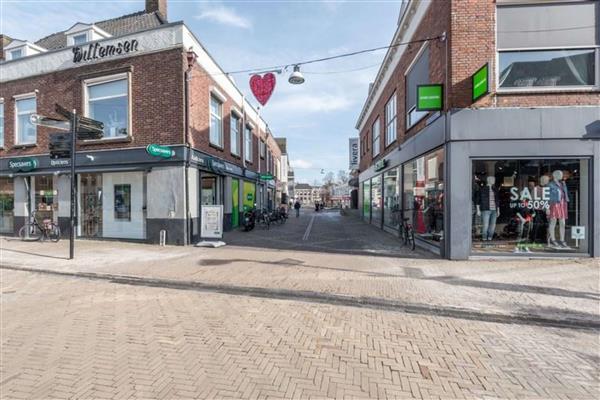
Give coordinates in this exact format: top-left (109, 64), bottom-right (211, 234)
top-left (0, 48), bottom-right (185, 156)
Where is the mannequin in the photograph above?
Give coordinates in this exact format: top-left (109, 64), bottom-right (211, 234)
top-left (476, 176), bottom-right (500, 242)
top-left (547, 170), bottom-right (569, 248)
top-left (514, 199), bottom-right (535, 253)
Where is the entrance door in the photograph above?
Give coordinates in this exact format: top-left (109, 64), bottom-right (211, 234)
top-left (201, 176), bottom-right (218, 205)
top-left (80, 173), bottom-right (103, 237)
top-left (102, 172), bottom-right (145, 239)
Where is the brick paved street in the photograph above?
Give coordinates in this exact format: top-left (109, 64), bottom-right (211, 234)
top-left (1, 210), bottom-right (599, 399)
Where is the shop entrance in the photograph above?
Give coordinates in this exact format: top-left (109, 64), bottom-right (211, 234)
top-left (33, 175), bottom-right (58, 223)
top-left (102, 172), bottom-right (146, 239)
top-left (80, 173), bottom-right (103, 237)
top-left (0, 177), bottom-right (14, 234)
top-left (201, 175), bottom-right (220, 205)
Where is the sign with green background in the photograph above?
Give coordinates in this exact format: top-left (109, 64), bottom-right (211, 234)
top-left (472, 63), bottom-right (489, 102)
top-left (416, 84), bottom-right (443, 111)
top-left (231, 179), bottom-right (239, 228)
top-left (259, 173), bottom-right (274, 180)
top-left (8, 158), bottom-right (38, 172)
top-left (146, 144), bottom-right (174, 159)
top-left (243, 182), bottom-right (255, 212)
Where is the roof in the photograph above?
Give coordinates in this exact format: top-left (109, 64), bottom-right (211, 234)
top-left (34, 11), bottom-right (165, 51)
top-left (295, 183), bottom-right (312, 190)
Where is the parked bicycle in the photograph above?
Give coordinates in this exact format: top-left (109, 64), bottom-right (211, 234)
top-left (257, 209), bottom-right (271, 230)
top-left (400, 215), bottom-right (415, 251)
top-left (19, 212), bottom-right (61, 242)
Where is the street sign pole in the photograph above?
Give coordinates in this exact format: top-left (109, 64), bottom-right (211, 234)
top-left (69, 110), bottom-right (77, 260)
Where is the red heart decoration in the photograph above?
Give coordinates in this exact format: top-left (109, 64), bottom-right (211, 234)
top-left (250, 73), bottom-right (276, 106)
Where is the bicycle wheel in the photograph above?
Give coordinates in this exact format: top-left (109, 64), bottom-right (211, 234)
top-left (47, 223), bottom-right (61, 242)
top-left (408, 227), bottom-right (416, 251)
top-left (19, 223), bottom-right (43, 241)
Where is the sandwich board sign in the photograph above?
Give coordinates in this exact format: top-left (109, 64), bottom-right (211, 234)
top-left (201, 205), bottom-right (223, 239)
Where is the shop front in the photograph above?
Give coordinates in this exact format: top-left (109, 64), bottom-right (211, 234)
top-left (0, 177), bottom-right (14, 234)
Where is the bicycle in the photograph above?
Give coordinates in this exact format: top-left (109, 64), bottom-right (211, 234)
top-left (400, 216), bottom-right (415, 251)
top-left (257, 209), bottom-right (271, 230)
top-left (19, 212), bottom-right (61, 242)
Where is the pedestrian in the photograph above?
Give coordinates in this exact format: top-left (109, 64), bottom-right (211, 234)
top-left (294, 200), bottom-right (301, 218)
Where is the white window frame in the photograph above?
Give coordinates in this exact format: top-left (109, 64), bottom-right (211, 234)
top-left (244, 125), bottom-right (253, 162)
top-left (209, 95), bottom-right (223, 148)
top-left (9, 49), bottom-right (23, 60)
top-left (495, 46), bottom-right (600, 94)
top-left (83, 72), bottom-right (131, 141)
top-left (372, 118), bottom-right (380, 157)
top-left (385, 93), bottom-right (397, 146)
top-left (0, 100), bottom-right (4, 148)
top-left (72, 33), bottom-right (88, 46)
top-left (14, 93), bottom-right (37, 145)
top-left (230, 112), bottom-right (241, 156)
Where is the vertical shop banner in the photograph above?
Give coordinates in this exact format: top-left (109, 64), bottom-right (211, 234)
top-left (201, 205), bottom-right (223, 239)
top-left (231, 180), bottom-right (239, 228)
top-left (349, 138), bottom-right (359, 170)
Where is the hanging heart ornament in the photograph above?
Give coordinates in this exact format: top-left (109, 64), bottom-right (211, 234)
top-left (250, 73), bottom-right (276, 106)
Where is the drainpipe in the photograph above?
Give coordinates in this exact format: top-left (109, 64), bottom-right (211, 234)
top-left (184, 49), bottom-right (197, 245)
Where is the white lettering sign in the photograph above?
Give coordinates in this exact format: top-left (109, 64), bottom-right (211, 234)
top-left (349, 138), bottom-right (359, 170)
top-left (201, 205), bottom-right (223, 239)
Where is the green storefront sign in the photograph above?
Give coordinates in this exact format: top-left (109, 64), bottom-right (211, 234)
top-left (416, 84), bottom-right (443, 112)
top-left (8, 158), bottom-right (38, 172)
top-left (374, 159), bottom-right (388, 172)
top-left (472, 63), bottom-right (489, 102)
top-left (259, 173), bottom-right (274, 180)
top-left (146, 144), bottom-right (174, 159)
top-left (246, 193), bottom-right (253, 201)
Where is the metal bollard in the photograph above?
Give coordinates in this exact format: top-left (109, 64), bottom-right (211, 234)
top-left (159, 230), bottom-right (167, 246)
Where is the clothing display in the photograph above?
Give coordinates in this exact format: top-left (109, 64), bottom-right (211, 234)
top-left (481, 209), bottom-right (497, 241)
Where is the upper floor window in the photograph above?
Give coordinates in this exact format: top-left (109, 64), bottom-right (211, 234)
top-left (372, 118), bottom-right (380, 157)
top-left (260, 140), bottom-right (266, 159)
top-left (10, 49), bottom-right (23, 60)
top-left (406, 44), bottom-right (430, 128)
top-left (244, 126), bottom-right (253, 162)
top-left (0, 102), bottom-right (4, 148)
top-left (15, 96), bottom-right (36, 145)
top-left (209, 96), bottom-right (223, 147)
top-left (230, 114), bottom-right (240, 156)
top-left (497, 1), bottom-right (599, 91)
top-left (85, 74), bottom-right (129, 139)
top-left (385, 93), bottom-right (397, 146)
top-left (72, 33), bottom-right (88, 46)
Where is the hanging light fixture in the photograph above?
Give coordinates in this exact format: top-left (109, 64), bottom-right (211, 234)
top-left (288, 65), bottom-right (305, 85)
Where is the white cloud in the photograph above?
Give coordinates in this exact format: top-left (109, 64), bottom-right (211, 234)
top-left (196, 6), bottom-right (252, 29)
top-left (290, 159), bottom-right (313, 169)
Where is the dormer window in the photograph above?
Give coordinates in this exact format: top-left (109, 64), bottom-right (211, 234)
top-left (9, 49), bottom-right (22, 60)
top-left (72, 33), bottom-right (88, 46)
top-left (4, 40), bottom-right (46, 60)
top-left (66, 23), bottom-right (111, 47)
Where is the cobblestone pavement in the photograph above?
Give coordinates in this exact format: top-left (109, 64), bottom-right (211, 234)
top-left (1, 269), bottom-right (599, 400)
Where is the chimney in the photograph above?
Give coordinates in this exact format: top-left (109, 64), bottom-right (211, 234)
top-left (146, 0), bottom-right (167, 21)
top-left (0, 35), bottom-right (13, 61)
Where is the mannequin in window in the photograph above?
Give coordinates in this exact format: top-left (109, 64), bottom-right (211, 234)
top-left (514, 199), bottom-right (535, 253)
top-left (530, 175), bottom-right (549, 243)
top-left (547, 170), bottom-right (570, 248)
top-left (476, 176), bottom-right (500, 242)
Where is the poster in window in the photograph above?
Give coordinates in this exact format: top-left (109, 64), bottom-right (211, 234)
top-left (114, 184), bottom-right (131, 221)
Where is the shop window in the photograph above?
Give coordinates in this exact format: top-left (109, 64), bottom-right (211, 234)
top-left (362, 180), bottom-right (371, 222)
top-left (85, 74), bottom-right (129, 139)
top-left (0, 102), bottom-right (4, 147)
top-left (372, 118), bottom-right (380, 157)
top-left (230, 114), bottom-right (240, 156)
top-left (385, 93), bottom-right (397, 146)
top-left (371, 175), bottom-right (382, 228)
top-left (471, 159), bottom-right (589, 255)
top-left (498, 49), bottom-right (596, 89)
top-left (15, 96), bottom-right (36, 145)
top-left (0, 177), bottom-right (14, 233)
top-left (201, 176), bottom-right (218, 205)
top-left (403, 148), bottom-right (444, 247)
top-left (34, 175), bottom-right (57, 223)
top-left (209, 95), bottom-right (223, 147)
top-left (80, 173), bottom-right (103, 237)
top-left (383, 168), bottom-right (401, 229)
top-left (114, 184), bottom-right (131, 221)
top-left (244, 126), bottom-right (253, 162)
top-left (405, 44), bottom-right (429, 129)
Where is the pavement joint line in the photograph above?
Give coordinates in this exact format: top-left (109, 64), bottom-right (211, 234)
top-left (2, 264), bottom-right (599, 332)
top-left (302, 215), bottom-right (316, 241)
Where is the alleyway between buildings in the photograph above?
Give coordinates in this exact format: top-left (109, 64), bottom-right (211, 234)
top-left (1, 210), bottom-right (599, 399)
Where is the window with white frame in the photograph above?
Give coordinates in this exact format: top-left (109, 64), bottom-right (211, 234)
top-left (230, 114), bottom-right (240, 155)
top-left (85, 75), bottom-right (129, 139)
top-left (209, 96), bottom-right (223, 147)
top-left (0, 102), bottom-right (4, 148)
top-left (72, 33), bottom-right (88, 46)
top-left (10, 49), bottom-right (23, 60)
top-left (406, 45), bottom-right (429, 129)
top-left (385, 93), bottom-right (397, 145)
top-left (244, 126), bottom-right (253, 162)
top-left (496, 2), bottom-right (598, 90)
top-left (15, 97), bottom-right (36, 145)
top-left (372, 118), bottom-right (380, 157)
top-left (260, 140), bottom-right (266, 158)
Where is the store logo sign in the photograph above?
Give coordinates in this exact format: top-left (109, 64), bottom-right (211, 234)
top-left (509, 187), bottom-right (550, 210)
top-left (472, 63), bottom-right (489, 102)
top-left (349, 138), bottom-right (359, 170)
top-left (146, 144), bottom-right (174, 159)
top-left (73, 39), bottom-right (139, 63)
top-left (374, 159), bottom-right (388, 172)
top-left (8, 158), bottom-right (38, 172)
top-left (416, 84), bottom-right (443, 112)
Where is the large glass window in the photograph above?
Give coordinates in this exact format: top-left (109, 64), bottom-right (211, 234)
top-left (471, 159), bottom-right (589, 254)
top-left (383, 168), bottom-right (401, 229)
top-left (209, 96), bottom-right (223, 147)
top-left (499, 49), bottom-right (596, 89)
top-left (403, 148), bottom-right (444, 246)
top-left (16, 97), bottom-right (36, 144)
top-left (87, 77), bottom-right (129, 139)
top-left (114, 184), bottom-right (131, 221)
top-left (371, 175), bottom-right (382, 228)
top-left (385, 94), bottom-right (397, 146)
top-left (230, 114), bottom-right (240, 156)
top-left (372, 118), bottom-right (380, 157)
top-left (362, 180), bottom-right (371, 222)
top-left (0, 177), bottom-right (14, 233)
top-left (34, 175), bottom-right (57, 223)
top-left (244, 126), bottom-right (253, 162)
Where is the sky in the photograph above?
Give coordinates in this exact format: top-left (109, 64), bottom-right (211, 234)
top-left (1, 0), bottom-right (403, 184)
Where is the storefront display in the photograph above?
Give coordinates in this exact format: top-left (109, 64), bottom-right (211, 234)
top-left (80, 173), bottom-right (103, 237)
top-left (403, 148), bottom-right (444, 246)
top-left (471, 159), bottom-right (589, 254)
top-left (0, 177), bottom-right (14, 233)
top-left (383, 168), bottom-right (401, 230)
top-left (362, 180), bottom-right (371, 222)
top-left (371, 176), bottom-right (382, 227)
top-left (34, 175), bottom-right (57, 222)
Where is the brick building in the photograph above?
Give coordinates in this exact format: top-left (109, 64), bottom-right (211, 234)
top-left (0, 0), bottom-right (285, 245)
top-left (356, 0), bottom-right (599, 259)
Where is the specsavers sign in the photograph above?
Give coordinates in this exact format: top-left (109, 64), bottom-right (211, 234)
top-left (8, 158), bottom-right (38, 172)
top-left (416, 84), bottom-right (443, 112)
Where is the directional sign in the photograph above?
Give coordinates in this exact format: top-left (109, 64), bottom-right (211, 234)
top-left (49, 132), bottom-right (72, 159)
top-left (30, 114), bottom-right (70, 131)
top-left (54, 104), bottom-right (104, 139)
top-left (259, 173), bottom-right (274, 180)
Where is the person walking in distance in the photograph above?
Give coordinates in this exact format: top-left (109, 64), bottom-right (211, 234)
top-left (294, 200), bottom-right (301, 218)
